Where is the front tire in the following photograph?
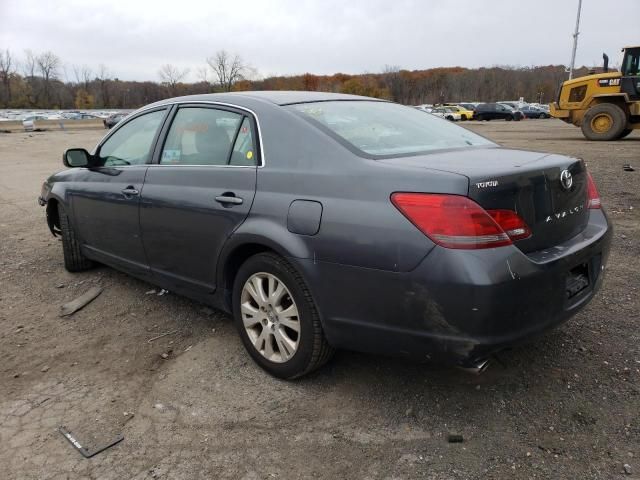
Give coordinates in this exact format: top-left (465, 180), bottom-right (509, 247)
top-left (581, 103), bottom-right (627, 141)
top-left (232, 253), bottom-right (334, 379)
top-left (58, 203), bottom-right (93, 272)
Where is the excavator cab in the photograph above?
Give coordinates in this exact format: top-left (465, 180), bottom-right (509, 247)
top-left (621, 47), bottom-right (640, 100)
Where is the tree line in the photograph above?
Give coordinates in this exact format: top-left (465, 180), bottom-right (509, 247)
top-left (0, 48), bottom-right (594, 110)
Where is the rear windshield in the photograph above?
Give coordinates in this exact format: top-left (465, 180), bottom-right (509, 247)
top-left (288, 100), bottom-right (493, 157)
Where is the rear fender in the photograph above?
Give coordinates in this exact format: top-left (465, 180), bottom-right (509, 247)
top-left (216, 217), bottom-right (315, 309)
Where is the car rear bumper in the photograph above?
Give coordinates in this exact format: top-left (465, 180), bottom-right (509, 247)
top-left (296, 209), bottom-right (612, 366)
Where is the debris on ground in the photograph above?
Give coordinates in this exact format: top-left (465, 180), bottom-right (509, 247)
top-left (58, 426), bottom-right (123, 458)
top-left (623, 164), bottom-right (635, 172)
top-left (146, 288), bottom-right (169, 296)
top-left (448, 434), bottom-right (464, 443)
top-left (624, 464), bottom-right (632, 475)
top-left (147, 330), bottom-right (178, 343)
top-left (59, 287), bottom-right (103, 317)
top-left (160, 349), bottom-right (173, 360)
top-left (40, 365), bottom-right (50, 373)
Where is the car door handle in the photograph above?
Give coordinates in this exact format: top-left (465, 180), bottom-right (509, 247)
top-left (121, 187), bottom-right (139, 196)
top-left (215, 195), bottom-right (243, 205)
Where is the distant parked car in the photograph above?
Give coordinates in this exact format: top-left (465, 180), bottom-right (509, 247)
top-left (521, 105), bottom-right (551, 119)
top-left (431, 107), bottom-right (461, 121)
top-left (63, 112), bottom-right (100, 120)
top-left (474, 103), bottom-right (523, 121)
top-left (443, 105), bottom-right (474, 120)
top-left (104, 113), bottom-right (128, 129)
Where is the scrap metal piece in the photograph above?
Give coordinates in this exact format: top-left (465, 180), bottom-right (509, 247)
top-left (147, 330), bottom-right (178, 343)
top-left (58, 426), bottom-right (123, 458)
top-left (60, 287), bottom-right (103, 317)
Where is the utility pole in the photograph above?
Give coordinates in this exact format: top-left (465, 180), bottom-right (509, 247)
top-left (568, 0), bottom-right (583, 79)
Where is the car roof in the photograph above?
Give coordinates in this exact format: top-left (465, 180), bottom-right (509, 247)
top-left (147, 91), bottom-right (384, 109)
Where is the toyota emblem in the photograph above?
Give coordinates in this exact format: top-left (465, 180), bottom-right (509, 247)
top-left (560, 170), bottom-right (573, 190)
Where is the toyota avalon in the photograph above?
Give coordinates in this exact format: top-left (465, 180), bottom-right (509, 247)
top-left (38, 92), bottom-right (612, 378)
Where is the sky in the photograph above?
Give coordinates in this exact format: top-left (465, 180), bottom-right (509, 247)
top-left (0, 0), bottom-right (638, 82)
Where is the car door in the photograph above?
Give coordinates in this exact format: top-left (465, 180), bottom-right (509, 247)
top-left (70, 108), bottom-right (168, 276)
top-left (139, 104), bottom-right (258, 294)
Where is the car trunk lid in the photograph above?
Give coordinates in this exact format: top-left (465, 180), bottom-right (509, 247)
top-left (379, 147), bottom-right (589, 253)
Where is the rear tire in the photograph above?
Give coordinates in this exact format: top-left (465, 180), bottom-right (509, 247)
top-left (539, 113), bottom-right (546, 119)
top-left (506, 115), bottom-right (513, 122)
top-left (232, 252), bottom-right (334, 379)
top-left (58, 203), bottom-right (93, 272)
top-left (581, 103), bottom-right (627, 141)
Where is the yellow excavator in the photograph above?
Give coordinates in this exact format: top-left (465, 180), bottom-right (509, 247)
top-left (550, 46), bottom-right (640, 140)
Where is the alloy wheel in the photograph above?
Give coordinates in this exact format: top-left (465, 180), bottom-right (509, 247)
top-left (240, 272), bottom-right (300, 363)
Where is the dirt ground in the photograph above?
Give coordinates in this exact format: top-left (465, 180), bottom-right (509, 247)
top-left (0, 120), bottom-right (638, 480)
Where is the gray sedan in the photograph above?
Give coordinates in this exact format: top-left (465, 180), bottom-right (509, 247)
top-left (39, 92), bottom-right (611, 378)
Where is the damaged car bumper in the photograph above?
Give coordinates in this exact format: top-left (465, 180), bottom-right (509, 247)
top-left (296, 209), bottom-right (612, 367)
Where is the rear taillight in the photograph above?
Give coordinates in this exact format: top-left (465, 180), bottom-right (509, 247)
top-left (486, 209), bottom-right (531, 241)
top-left (391, 193), bottom-right (531, 250)
top-left (586, 172), bottom-right (601, 209)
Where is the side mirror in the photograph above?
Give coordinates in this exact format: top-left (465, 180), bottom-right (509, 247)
top-left (63, 148), bottom-right (92, 168)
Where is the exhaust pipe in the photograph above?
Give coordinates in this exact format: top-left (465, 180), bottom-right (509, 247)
top-left (603, 53), bottom-right (609, 73)
top-left (458, 358), bottom-right (491, 375)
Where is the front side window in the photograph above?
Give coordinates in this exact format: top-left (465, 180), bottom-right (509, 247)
top-left (160, 107), bottom-right (249, 166)
top-left (98, 109), bottom-right (165, 166)
top-left (289, 101), bottom-right (493, 157)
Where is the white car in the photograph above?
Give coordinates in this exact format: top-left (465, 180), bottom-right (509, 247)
top-left (430, 107), bottom-right (462, 121)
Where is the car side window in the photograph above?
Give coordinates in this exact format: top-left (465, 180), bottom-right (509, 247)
top-left (229, 117), bottom-right (257, 166)
top-left (160, 107), bottom-right (243, 166)
top-left (98, 109), bottom-right (165, 166)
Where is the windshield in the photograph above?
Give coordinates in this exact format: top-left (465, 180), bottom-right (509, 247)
top-left (288, 101), bottom-right (494, 157)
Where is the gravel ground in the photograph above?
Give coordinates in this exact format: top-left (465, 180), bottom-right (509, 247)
top-left (0, 120), bottom-right (638, 479)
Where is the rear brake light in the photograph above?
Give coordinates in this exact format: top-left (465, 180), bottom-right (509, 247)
top-left (486, 209), bottom-right (531, 241)
top-left (391, 193), bottom-right (530, 249)
top-left (586, 172), bottom-right (601, 209)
